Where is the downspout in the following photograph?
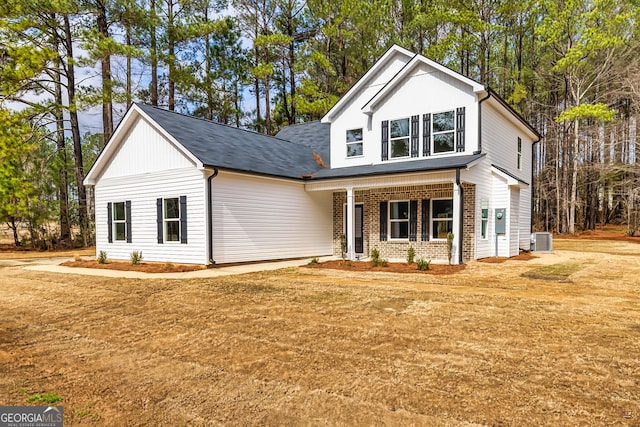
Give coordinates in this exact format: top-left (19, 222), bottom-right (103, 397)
top-left (456, 167), bottom-right (464, 264)
top-left (477, 89), bottom-right (491, 153)
top-left (207, 167), bottom-right (219, 265)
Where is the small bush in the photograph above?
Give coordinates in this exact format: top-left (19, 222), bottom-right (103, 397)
top-left (308, 257), bottom-right (319, 265)
top-left (407, 246), bottom-right (416, 264)
top-left (416, 258), bottom-right (431, 271)
top-left (447, 232), bottom-right (454, 265)
top-left (73, 253), bottom-right (82, 262)
top-left (130, 250), bottom-right (143, 265)
top-left (97, 250), bottom-right (108, 264)
top-left (370, 248), bottom-right (387, 267)
top-left (340, 234), bottom-right (347, 260)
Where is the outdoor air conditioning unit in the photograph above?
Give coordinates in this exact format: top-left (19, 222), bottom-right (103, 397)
top-left (531, 232), bottom-right (553, 252)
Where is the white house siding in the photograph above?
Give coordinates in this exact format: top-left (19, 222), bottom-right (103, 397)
top-left (510, 187), bottom-right (521, 255)
top-left (95, 168), bottom-right (207, 264)
top-left (100, 115), bottom-right (194, 179)
top-left (211, 172), bottom-right (333, 264)
top-left (491, 173), bottom-right (511, 257)
top-left (462, 162), bottom-right (494, 259)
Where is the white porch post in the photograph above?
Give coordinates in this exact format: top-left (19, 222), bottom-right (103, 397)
top-left (346, 187), bottom-right (355, 260)
top-left (452, 180), bottom-right (461, 264)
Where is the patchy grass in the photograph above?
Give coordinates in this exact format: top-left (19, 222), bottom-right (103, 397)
top-left (521, 262), bottom-right (584, 282)
top-left (27, 392), bottom-right (63, 404)
top-left (0, 242), bottom-right (639, 425)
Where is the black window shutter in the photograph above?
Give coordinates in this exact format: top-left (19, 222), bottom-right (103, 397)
top-left (456, 107), bottom-right (465, 152)
top-left (423, 113), bottom-right (431, 156)
top-left (421, 199), bottom-right (430, 241)
top-left (125, 200), bottom-right (132, 243)
top-left (381, 120), bottom-right (389, 161)
top-left (409, 200), bottom-right (418, 241)
top-left (107, 202), bottom-right (113, 243)
top-left (410, 115), bottom-right (419, 157)
top-left (156, 198), bottom-right (163, 244)
top-left (180, 195), bottom-right (187, 244)
top-left (379, 201), bottom-right (388, 241)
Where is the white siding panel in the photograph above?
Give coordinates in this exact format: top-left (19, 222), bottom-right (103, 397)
top-left (212, 172), bottom-right (333, 264)
top-left (519, 186), bottom-right (532, 250)
top-left (510, 187), bottom-right (520, 256)
top-left (95, 168), bottom-right (207, 264)
top-left (101, 116), bottom-right (195, 180)
top-left (492, 173), bottom-right (510, 257)
top-left (462, 162), bottom-right (493, 259)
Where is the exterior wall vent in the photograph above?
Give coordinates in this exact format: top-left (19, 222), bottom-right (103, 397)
top-left (531, 232), bottom-right (553, 252)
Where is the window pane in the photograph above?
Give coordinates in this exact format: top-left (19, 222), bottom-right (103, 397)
top-left (390, 222), bottom-right (409, 239)
top-left (433, 199), bottom-right (453, 219)
top-left (346, 128), bottom-right (363, 142)
top-left (113, 202), bottom-right (125, 221)
top-left (433, 111), bottom-right (454, 132)
top-left (390, 118), bottom-right (409, 138)
top-left (482, 208), bottom-right (488, 219)
top-left (433, 219), bottom-right (453, 239)
top-left (166, 220), bottom-right (180, 241)
top-left (115, 223), bottom-right (126, 241)
top-left (347, 142), bottom-right (363, 157)
top-left (481, 220), bottom-right (487, 239)
top-left (164, 198), bottom-right (179, 219)
top-left (390, 201), bottom-right (409, 219)
top-left (391, 138), bottom-right (409, 158)
top-left (433, 133), bottom-right (454, 153)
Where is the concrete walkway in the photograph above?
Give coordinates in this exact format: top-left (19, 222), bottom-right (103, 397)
top-left (19, 256), bottom-right (336, 279)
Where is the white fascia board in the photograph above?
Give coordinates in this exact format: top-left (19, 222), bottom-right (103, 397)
top-left (361, 55), bottom-right (486, 115)
top-left (83, 104), bottom-right (204, 186)
top-left (321, 44), bottom-right (414, 123)
top-left (491, 165), bottom-right (524, 188)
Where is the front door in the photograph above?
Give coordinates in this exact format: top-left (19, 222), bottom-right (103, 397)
top-left (346, 204), bottom-right (364, 254)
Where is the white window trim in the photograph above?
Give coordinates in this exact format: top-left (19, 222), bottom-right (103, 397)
top-left (389, 117), bottom-right (411, 159)
top-left (431, 109), bottom-right (456, 155)
top-left (431, 198), bottom-right (454, 241)
top-left (481, 199), bottom-right (489, 240)
top-left (163, 197), bottom-right (181, 243)
top-left (346, 128), bottom-right (364, 158)
top-left (113, 201), bottom-right (127, 241)
top-left (388, 200), bottom-right (410, 241)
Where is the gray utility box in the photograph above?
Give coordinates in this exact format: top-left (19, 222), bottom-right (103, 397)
top-left (531, 232), bottom-right (553, 252)
top-left (495, 208), bottom-right (506, 234)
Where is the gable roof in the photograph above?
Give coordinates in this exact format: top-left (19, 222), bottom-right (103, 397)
top-left (275, 121), bottom-right (331, 168)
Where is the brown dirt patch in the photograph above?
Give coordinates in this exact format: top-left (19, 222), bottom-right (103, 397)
top-left (61, 259), bottom-right (206, 273)
top-left (478, 252), bottom-right (538, 263)
top-left (305, 259), bottom-right (465, 274)
top-left (0, 246), bottom-right (95, 260)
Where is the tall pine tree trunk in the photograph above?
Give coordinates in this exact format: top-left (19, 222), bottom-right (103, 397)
top-left (97, 3), bottom-right (113, 140)
top-left (167, 0), bottom-right (175, 111)
top-left (569, 117), bottom-right (579, 234)
top-left (53, 53), bottom-right (71, 245)
top-left (150, 0), bottom-right (158, 106)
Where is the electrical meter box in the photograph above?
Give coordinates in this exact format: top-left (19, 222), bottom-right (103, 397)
top-left (495, 208), bottom-right (506, 234)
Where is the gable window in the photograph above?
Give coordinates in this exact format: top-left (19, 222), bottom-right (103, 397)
top-left (389, 201), bottom-right (409, 239)
top-left (432, 199), bottom-right (453, 239)
top-left (517, 137), bottom-right (522, 170)
top-left (390, 118), bottom-right (410, 158)
top-left (432, 111), bottom-right (455, 154)
top-left (157, 196), bottom-right (187, 244)
top-left (346, 128), bottom-right (363, 157)
top-left (113, 202), bottom-right (127, 241)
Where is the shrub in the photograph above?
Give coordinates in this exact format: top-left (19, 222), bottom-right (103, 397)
top-left (97, 250), bottom-right (108, 264)
top-left (370, 248), bottom-right (387, 267)
top-left (447, 232), bottom-right (454, 265)
top-left (73, 253), bottom-right (82, 262)
top-left (416, 258), bottom-right (431, 271)
top-left (308, 257), bottom-right (319, 265)
top-left (130, 250), bottom-right (143, 265)
top-left (340, 234), bottom-right (347, 260)
top-left (406, 246), bottom-right (415, 264)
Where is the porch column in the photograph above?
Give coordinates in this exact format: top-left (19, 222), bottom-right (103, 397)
top-left (452, 179), bottom-right (462, 264)
top-left (346, 187), bottom-right (355, 260)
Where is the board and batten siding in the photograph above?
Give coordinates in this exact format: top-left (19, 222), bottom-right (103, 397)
top-left (211, 172), bottom-right (333, 264)
top-left (95, 168), bottom-right (207, 264)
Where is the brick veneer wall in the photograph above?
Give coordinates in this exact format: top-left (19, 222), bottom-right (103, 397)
top-left (333, 183), bottom-right (476, 262)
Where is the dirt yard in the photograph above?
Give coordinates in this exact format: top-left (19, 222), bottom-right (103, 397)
top-left (1, 239), bottom-right (639, 425)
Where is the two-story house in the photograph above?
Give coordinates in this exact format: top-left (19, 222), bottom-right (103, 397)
top-left (84, 45), bottom-right (540, 265)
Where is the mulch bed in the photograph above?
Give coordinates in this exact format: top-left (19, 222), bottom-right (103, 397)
top-left (477, 252), bottom-right (538, 263)
top-left (305, 260), bottom-right (466, 275)
top-left (61, 259), bottom-right (206, 273)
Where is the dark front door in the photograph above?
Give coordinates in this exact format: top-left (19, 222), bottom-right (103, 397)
top-left (346, 204), bottom-right (364, 254)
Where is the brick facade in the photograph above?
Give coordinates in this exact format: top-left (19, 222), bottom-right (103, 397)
top-left (333, 183), bottom-right (476, 262)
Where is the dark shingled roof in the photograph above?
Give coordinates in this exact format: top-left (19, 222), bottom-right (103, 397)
top-left (136, 103), bottom-right (322, 179)
top-left (275, 121), bottom-right (331, 168)
top-left (310, 153), bottom-right (485, 179)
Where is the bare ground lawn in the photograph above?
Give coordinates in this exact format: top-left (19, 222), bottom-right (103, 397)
top-left (0, 239), bottom-right (639, 425)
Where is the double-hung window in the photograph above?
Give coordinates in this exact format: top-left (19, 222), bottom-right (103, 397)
top-left (517, 137), bottom-right (522, 170)
top-left (481, 200), bottom-right (489, 239)
top-left (113, 202), bottom-right (127, 241)
top-left (164, 198), bottom-right (180, 242)
top-left (346, 128), bottom-right (363, 157)
top-left (390, 118), bottom-right (410, 158)
top-left (432, 199), bottom-right (453, 239)
top-left (389, 201), bottom-right (409, 239)
top-left (432, 111), bottom-right (455, 154)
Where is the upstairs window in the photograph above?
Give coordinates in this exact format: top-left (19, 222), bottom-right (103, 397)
top-left (390, 118), bottom-right (410, 158)
top-left (346, 128), bottom-right (363, 157)
top-left (432, 199), bottom-right (453, 239)
top-left (432, 111), bottom-right (455, 154)
top-left (517, 137), bottom-right (522, 169)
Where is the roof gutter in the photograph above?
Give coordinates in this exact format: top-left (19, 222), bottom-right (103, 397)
top-left (207, 167), bottom-right (219, 265)
top-left (456, 167), bottom-right (464, 264)
top-left (477, 89), bottom-right (491, 153)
